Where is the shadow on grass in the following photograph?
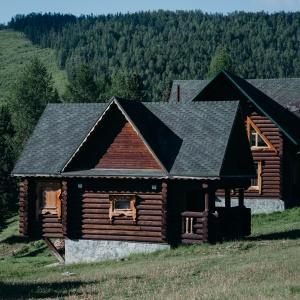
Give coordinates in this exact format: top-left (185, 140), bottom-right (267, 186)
top-left (0, 280), bottom-right (97, 299)
top-left (248, 229), bottom-right (300, 241)
top-left (1, 235), bottom-right (29, 244)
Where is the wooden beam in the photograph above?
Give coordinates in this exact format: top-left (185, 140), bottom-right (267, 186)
top-left (43, 237), bottom-right (65, 264)
top-left (225, 189), bottom-right (231, 208)
top-left (238, 188), bottom-right (245, 207)
top-left (161, 181), bottom-right (167, 241)
top-left (61, 181), bottom-right (68, 237)
top-left (202, 183), bottom-right (209, 211)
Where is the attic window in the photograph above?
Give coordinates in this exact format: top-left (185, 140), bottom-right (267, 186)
top-left (247, 117), bottom-right (275, 151)
top-left (109, 194), bottom-right (136, 222)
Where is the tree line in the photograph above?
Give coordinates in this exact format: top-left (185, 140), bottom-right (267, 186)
top-left (9, 11), bottom-right (300, 100)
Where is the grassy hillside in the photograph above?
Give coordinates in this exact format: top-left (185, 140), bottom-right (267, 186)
top-left (0, 208), bottom-right (300, 299)
top-left (0, 29), bottom-right (67, 104)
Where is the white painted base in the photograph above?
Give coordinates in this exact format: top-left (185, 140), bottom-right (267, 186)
top-left (65, 239), bottom-right (170, 264)
top-left (216, 197), bottom-right (285, 214)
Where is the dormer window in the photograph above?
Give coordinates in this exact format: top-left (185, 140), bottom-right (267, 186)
top-left (247, 117), bottom-right (276, 151)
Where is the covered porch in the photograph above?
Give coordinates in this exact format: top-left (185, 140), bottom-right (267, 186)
top-left (168, 180), bottom-right (251, 245)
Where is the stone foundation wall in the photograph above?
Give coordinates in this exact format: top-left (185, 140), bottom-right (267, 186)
top-left (65, 239), bottom-right (170, 264)
top-left (215, 198), bottom-right (285, 214)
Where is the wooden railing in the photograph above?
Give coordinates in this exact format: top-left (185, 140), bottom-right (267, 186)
top-left (181, 211), bottom-right (208, 244)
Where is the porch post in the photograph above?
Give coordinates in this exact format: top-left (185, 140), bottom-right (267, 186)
top-left (225, 189), bottom-right (231, 208)
top-left (61, 181), bottom-right (68, 237)
top-left (238, 188), bottom-right (244, 207)
top-left (203, 183), bottom-right (209, 211)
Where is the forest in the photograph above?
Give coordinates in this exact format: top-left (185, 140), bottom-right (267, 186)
top-left (1, 10), bottom-right (300, 217)
top-left (8, 11), bottom-right (300, 100)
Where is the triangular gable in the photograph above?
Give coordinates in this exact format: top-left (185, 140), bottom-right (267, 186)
top-left (192, 70), bottom-right (300, 146)
top-left (246, 117), bottom-right (276, 152)
top-left (62, 98), bottom-right (167, 173)
top-left (220, 108), bottom-right (255, 178)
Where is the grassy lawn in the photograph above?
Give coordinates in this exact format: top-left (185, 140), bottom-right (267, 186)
top-left (0, 29), bottom-right (68, 104)
top-left (0, 208), bottom-right (300, 299)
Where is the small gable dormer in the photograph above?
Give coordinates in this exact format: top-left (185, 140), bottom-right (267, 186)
top-left (63, 99), bottom-right (164, 174)
top-left (246, 117), bottom-right (276, 151)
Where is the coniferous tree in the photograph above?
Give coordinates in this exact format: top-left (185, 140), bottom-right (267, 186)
top-left (110, 71), bottom-right (145, 101)
top-left (206, 46), bottom-right (234, 78)
top-left (0, 105), bottom-right (16, 216)
top-left (63, 64), bottom-right (100, 102)
top-left (9, 57), bottom-right (59, 151)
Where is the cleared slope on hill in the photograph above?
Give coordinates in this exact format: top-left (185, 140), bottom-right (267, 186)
top-left (0, 208), bottom-right (299, 299)
top-left (0, 29), bottom-right (67, 104)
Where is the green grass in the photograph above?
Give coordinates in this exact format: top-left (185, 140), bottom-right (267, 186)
top-left (0, 29), bottom-right (68, 104)
top-left (0, 208), bottom-right (300, 299)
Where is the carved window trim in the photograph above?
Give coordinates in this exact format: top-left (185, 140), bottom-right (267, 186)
top-left (36, 182), bottom-right (62, 220)
top-left (109, 194), bottom-right (136, 222)
top-left (246, 117), bottom-right (277, 153)
top-left (248, 161), bottom-right (262, 194)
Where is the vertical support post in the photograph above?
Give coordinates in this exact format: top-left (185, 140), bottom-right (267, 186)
top-left (161, 181), bottom-right (167, 241)
top-left (202, 182), bottom-right (210, 242)
top-left (225, 189), bottom-right (231, 208)
top-left (19, 179), bottom-right (29, 236)
top-left (61, 181), bottom-right (68, 237)
top-left (238, 188), bottom-right (244, 207)
top-left (203, 183), bottom-right (209, 212)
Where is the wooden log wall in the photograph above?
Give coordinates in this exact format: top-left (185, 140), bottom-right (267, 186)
top-left (30, 180), bottom-right (64, 238)
top-left (38, 214), bottom-right (63, 238)
top-left (245, 108), bottom-right (282, 198)
top-left (19, 179), bottom-right (28, 236)
top-left (181, 211), bottom-right (208, 244)
top-left (68, 179), bottom-right (166, 243)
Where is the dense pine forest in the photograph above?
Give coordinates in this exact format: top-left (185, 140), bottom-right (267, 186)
top-left (8, 11), bottom-right (300, 100)
top-left (1, 10), bottom-right (300, 217)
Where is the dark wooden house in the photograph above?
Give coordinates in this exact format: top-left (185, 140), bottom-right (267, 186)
top-left (169, 71), bottom-right (300, 214)
top-left (12, 97), bottom-right (255, 263)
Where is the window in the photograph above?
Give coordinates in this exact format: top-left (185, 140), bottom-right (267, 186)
top-left (249, 161), bottom-right (262, 193)
top-left (247, 117), bottom-right (275, 151)
top-left (36, 182), bottom-right (62, 219)
top-left (109, 194), bottom-right (136, 222)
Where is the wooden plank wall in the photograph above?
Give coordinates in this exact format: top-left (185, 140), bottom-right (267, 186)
top-left (245, 108), bottom-right (282, 198)
top-left (68, 179), bottom-right (165, 243)
top-left (96, 121), bottom-right (161, 169)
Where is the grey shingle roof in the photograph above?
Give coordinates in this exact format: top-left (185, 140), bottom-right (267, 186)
top-left (12, 103), bottom-right (107, 176)
top-left (169, 77), bottom-right (300, 113)
top-left (118, 99), bottom-right (241, 177)
top-left (12, 99), bottom-right (249, 179)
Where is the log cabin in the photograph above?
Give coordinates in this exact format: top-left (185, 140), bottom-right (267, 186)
top-left (169, 71), bottom-right (300, 213)
top-left (12, 97), bottom-right (255, 263)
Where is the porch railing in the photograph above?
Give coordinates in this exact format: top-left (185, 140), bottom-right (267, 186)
top-left (181, 211), bottom-right (208, 244)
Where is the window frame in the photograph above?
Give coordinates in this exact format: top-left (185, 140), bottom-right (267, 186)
top-left (248, 161), bottom-right (263, 194)
top-left (246, 117), bottom-right (276, 152)
top-left (109, 194), bottom-right (136, 222)
top-left (36, 182), bottom-right (62, 220)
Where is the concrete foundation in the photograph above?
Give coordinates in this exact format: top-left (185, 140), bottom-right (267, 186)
top-left (65, 239), bottom-right (170, 264)
top-left (216, 197), bottom-right (285, 214)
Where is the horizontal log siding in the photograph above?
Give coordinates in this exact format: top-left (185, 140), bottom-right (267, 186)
top-left (68, 181), bottom-right (165, 243)
top-left (19, 180), bottom-right (28, 236)
top-left (245, 111), bottom-right (282, 198)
